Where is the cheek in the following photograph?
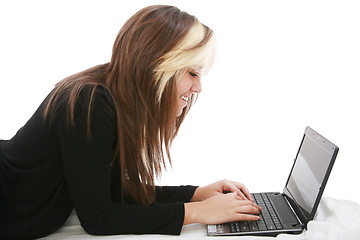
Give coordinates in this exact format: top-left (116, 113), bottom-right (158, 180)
top-left (177, 77), bottom-right (192, 95)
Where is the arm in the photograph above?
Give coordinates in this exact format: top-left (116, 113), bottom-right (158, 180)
top-left (56, 87), bottom-right (184, 235)
top-left (155, 185), bottom-right (198, 204)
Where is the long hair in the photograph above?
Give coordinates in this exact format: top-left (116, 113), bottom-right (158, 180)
top-left (44, 5), bottom-right (215, 204)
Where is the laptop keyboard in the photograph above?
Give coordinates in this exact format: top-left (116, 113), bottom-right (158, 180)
top-left (225, 193), bottom-right (283, 233)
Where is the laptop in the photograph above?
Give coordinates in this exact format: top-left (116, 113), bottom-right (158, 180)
top-left (207, 126), bottom-right (339, 237)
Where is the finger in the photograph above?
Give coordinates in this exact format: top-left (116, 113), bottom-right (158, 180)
top-left (222, 182), bottom-right (248, 200)
top-left (249, 201), bottom-right (262, 211)
top-left (237, 200), bottom-right (262, 212)
top-left (236, 213), bottom-right (261, 222)
top-left (234, 189), bottom-right (247, 200)
top-left (234, 182), bottom-right (252, 201)
top-left (232, 182), bottom-right (253, 201)
top-left (242, 203), bottom-right (261, 214)
top-left (233, 192), bottom-right (243, 200)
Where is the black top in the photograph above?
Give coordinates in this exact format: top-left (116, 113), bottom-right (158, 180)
top-left (0, 86), bottom-right (197, 240)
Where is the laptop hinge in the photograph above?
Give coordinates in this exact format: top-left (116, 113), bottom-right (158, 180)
top-left (283, 194), bottom-right (304, 227)
top-left (283, 188), bottom-right (309, 225)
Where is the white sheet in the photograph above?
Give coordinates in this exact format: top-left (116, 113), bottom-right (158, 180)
top-left (41, 197), bottom-right (360, 240)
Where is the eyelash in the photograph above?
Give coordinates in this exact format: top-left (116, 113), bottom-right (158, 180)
top-left (189, 72), bottom-right (198, 77)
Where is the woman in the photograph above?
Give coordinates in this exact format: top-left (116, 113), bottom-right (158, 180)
top-left (0, 5), bottom-right (261, 239)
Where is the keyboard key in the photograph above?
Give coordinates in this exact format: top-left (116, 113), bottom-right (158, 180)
top-left (239, 221), bottom-right (249, 232)
top-left (235, 222), bottom-right (242, 231)
top-left (230, 223), bottom-right (236, 233)
top-left (217, 224), bottom-right (224, 233)
top-left (276, 223), bottom-right (283, 229)
top-left (257, 223), bottom-right (267, 231)
top-left (208, 225), bottom-right (217, 234)
top-left (267, 223), bottom-right (276, 230)
top-left (249, 222), bottom-right (258, 231)
top-left (243, 193), bottom-right (284, 233)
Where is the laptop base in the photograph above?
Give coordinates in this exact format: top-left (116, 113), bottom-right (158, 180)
top-left (207, 192), bottom-right (304, 237)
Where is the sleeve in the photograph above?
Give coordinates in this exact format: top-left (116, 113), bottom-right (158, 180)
top-left (155, 186), bottom-right (198, 204)
top-left (56, 87), bottom-right (185, 235)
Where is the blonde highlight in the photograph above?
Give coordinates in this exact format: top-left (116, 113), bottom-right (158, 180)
top-left (154, 21), bottom-right (215, 102)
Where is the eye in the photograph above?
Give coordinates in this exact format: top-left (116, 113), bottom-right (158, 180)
top-left (189, 71), bottom-right (198, 77)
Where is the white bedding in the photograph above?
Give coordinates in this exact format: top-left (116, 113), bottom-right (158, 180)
top-left (41, 197), bottom-right (360, 240)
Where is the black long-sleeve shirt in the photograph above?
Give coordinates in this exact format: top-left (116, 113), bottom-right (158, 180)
top-left (0, 86), bottom-right (197, 240)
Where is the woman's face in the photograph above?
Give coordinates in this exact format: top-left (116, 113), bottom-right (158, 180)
top-left (175, 69), bottom-right (202, 117)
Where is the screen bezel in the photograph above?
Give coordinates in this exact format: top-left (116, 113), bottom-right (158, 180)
top-left (283, 126), bottom-right (339, 226)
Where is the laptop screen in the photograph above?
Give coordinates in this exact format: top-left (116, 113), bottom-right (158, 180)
top-left (285, 127), bottom-right (338, 219)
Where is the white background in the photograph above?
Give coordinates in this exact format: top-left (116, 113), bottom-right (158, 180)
top-left (1, 0), bottom-right (359, 204)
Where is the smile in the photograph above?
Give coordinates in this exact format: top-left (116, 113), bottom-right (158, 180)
top-left (181, 95), bottom-right (189, 103)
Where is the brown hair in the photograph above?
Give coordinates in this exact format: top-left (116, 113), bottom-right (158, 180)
top-left (44, 5), bottom-right (214, 204)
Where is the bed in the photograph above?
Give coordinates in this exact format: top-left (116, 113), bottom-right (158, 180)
top-left (41, 197), bottom-right (360, 240)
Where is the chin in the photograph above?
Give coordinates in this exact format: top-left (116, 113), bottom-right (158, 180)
top-left (176, 108), bottom-right (185, 117)
top-left (176, 111), bottom-right (182, 117)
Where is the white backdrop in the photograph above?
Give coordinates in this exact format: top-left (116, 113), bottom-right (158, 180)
top-left (1, 0), bottom-right (359, 204)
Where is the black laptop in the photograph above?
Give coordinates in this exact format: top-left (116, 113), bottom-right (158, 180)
top-left (207, 126), bottom-right (339, 237)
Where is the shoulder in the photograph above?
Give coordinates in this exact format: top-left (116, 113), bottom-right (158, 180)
top-left (73, 84), bottom-right (116, 120)
top-left (53, 85), bottom-right (117, 142)
top-left (88, 85), bottom-right (116, 117)
top-left (75, 84), bottom-right (114, 106)
top-left (66, 84), bottom-right (116, 117)
top-left (48, 84), bottom-right (116, 131)
top-left (93, 85), bottom-right (114, 104)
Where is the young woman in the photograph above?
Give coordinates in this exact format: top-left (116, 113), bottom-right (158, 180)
top-left (0, 5), bottom-right (261, 239)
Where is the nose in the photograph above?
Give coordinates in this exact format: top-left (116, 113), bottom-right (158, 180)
top-left (191, 77), bottom-right (202, 93)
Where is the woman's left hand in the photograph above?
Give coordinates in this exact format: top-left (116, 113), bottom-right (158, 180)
top-left (191, 179), bottom-right (253, 202)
